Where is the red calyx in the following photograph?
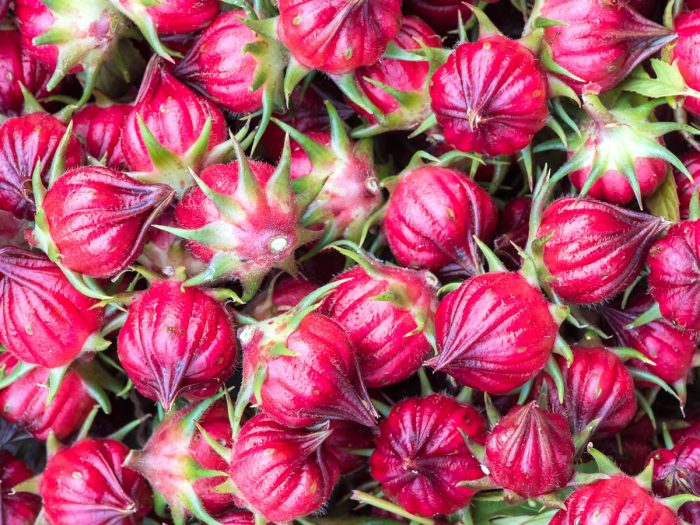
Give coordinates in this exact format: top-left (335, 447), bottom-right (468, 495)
top-left (550, 474), bottom-right (680, 524)
top-left (117, 0), bottom-right (219, 35)
top-left (369, 394), bottom-right (486, 517)
top-left (542, 0), bottom-right (676, 94)
top-left (42, 166), bottom-right (175, 279)
top-left (647, 219), bottom-right (700, 331)
top-left (0, 450), bottom-right (41, 524)
top-left (429, 35), bottom-right (549, 157)
top-left (247, 277), bottom-right (318, 321)
top-left (276, 0), bottom-right (403, 75)
top-left (321, 260), bottom-right (438, 388)
top-left (674, 153), bottom-right (700, 220)
top-left (494, 196), bottom-right (531, 270)
top-left (428, 272), bottom-right (560, 394)
top-left (404, 0), bottom-right (478, 33)
top-left (117, 280), bottom-right (237, 410)
top-left (538, 197), bottom-right (667, 304)
top-left (73, 102), bottom-right (132, 170)
top-left (0, 112), bottom-right (83, 220)
top-left (383, 166), bottom-right (498, 278)
top-left (40, 439), bottom-right (153, 525)
top-left (649, 437), bottom-right (700, 522)
top-left (230, 413), bottom-right (340, 523)
top-left (0, 247), bottom-right (105, 368)
top-left (674, 11), bottom-right (700, 117)
top-left (325, 419), bottom-right (375, 474)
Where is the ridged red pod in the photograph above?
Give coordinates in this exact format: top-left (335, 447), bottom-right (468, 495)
top-left (230, 413), bottom-right (340, 523)
top-left (602, 296), bottom-right (698, 386)
top-left (428, 272), bottom-right (560, 394)
top-left (404, 0), bottom-right (476, 33)
top-left (674, 153), bottom-right (700, 220)
top-left (540, 346), bottom-right (636, 437)
top-left (537, 197), bottom-right (667, 304)
top-left (276, 0), bottom-right (403, 75)
top-left (322, 261), bottom-right (437, 387)
top-left (214, 511), bottom-right (256, 525)
top-left (429, 36), bottom-right (549, 157)
top-left (369, 394), bottom-right (485, 517)
top-left (0, 112), bottom-right (84, 220)
top-left (73, 102), bottom-right (131, 169)
top-left (41, 439), bottom-right (153, 525)
top-left (247, 277), bottom-right (318, 321)
top-left (494, 197), bottom-right (531, 270)
top-left (542, 0), bottom-right (676, 94)
top-left (115, 0), bottom-right (219, 34)
top-left (550, 475), bottom-right (680, 525)
top-left (384, 166), bottom-right (498, 277)
top-left (0, 353), bottom-right (94, 440)
top-left (674, 12), bottom-right (700, 117)
top-left (121, 58), bottom-right (227, 187)
top-left (649, 437), bottom-right (700, 523)
top-left (42, 166), bottom-right (175, 279)
top-left (325, 419), bottom-right (375, 474)
top-left (485, 402), bottom-right (575, 498)
top-left (117, 280), bottom-right (237, 409)
top-left (0, 247), bottom-right (104, 368)
top-left (240, 311), bottom-right (377, 428)
top-left (0, 451), bottom-right (41, 525)
top-left (175, 10), bottom-right (284, 114)
top-left (0, 29), bottom-right (54, 115)
top-left (647, 220), bottom-right (700, 331)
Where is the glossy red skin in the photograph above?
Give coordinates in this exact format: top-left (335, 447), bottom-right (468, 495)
top-left (43, 166), bottom-right (175, 279)
top-left (41, 439), bottom-right (153, 525)
top-left (384, 166), bottom-right (498, 276)
top-left (175, 11), bottom-right (267, 113)
top-left (248, 277), bottom-right (318, 321)
top-left (550, 475), bottom-right (681, 525)
top-left (541, 346), bottom-right (636, 437)
top-left (0, 29), bottom-right (54, 116)
top-left (73, 102), bottom-right (131, 169)
top-left (675, 153), bottom-right (700, 220)
top-left (121, 58), bottom-right (227, 173)
top-left (486, 403), bottom-right (574, 498)
top-left (674, 12), bottom-right (700, 117)
top-left (494, 196), bottom-right (531, 270)
top-left (648, 220), bottom-right (700, 331)
top-left (404, 0), bottom-right (476, 33)
top-left (351, 16), bottom-right (441, 123)
top-left (277, 0), bottom-right (403, 75)
top-left (325, 419), bottom-right (375, 474)
top-left (542, 0), bottom-right (675, 95)
top-left (118, 280), bottom-right (237, 409)
top-left (538, 197), bottom-right (666, 304)
top-left (0, 113), bottom-right (84, 220)
top-left (0, 353), bottom-right (93, 440)
top-left (214, 511), bottom-right (256, 525)
top-left (649, 438), bottom-right (700, 523)
top-left (369, 394), bottom-right (485, 517)
top-left (602, 296), bottom-right (698, 384)
top-left (0, 247), bottom-right (103, 368)
top-left (118, 0), bottom-right (219, 34)
top-left (595, 416), bottom-right (656, 475)
top-left (0, 451), bottom-right (41, 525)
top-left (430, 36), bottom-right (548, 157)
top-left (241, 312), bottom-right (376, 428)
top-left (429, 272), bottom-right (557, 394)
top-left (230, 413), bottom-right (340, 523)
top-left (322, 264), bottom-right (437, 388)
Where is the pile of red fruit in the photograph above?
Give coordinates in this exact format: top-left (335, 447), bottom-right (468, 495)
top-left (4, 0), bottom-right (700, 524)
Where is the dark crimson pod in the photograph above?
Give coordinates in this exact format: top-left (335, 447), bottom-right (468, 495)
top-left (325, 419), bottom-right (375, 474)
top-left (369, 394), bottom-right (486, 517)
top-left (542, 0), bottom-right (676, 94)
top-left (40, 439), bottom-right (153, 525)
top-left (550, 474), bottom-right (681, 525)
top-left (73, 101), bottom-right (131, 169)
top-left (540, 346), bottom-right (636, 438)
top-left (0, 247), bottom-right (105, 368)
top-left (428, 272), bottom-right (562, 394)
top-left (247, 277), bottom-right (318, 321)
top-left (276, 0), bottom-right (403, 75)
top-left (0, 450), bottom-right (41, 525)
top-left (117, 280), bottom-right (237, 410)
top-left (0, 353), bottom-right (94, 440)
top-left (647, 220), bottom-right (700, 331)
top-left (538, 197), bottom-right (667, 304)
top-left (41, 166), bottom-right (175, 279)
top-left (230, 413), bottom-right (340, 523)
top-left (214, 511), bottom-right (256, 525)
top-left (649, 437), bottom-right (700, 523)
top-left (673, 11), bottom-right (700, 117)
top-left (430, 36), bottom-right (549, 157)
top-left (674, 153), bottom-right (700, 221)
top-left (114, 0), bottom-right (219, 35)
top-left (494, 196), bottom-right (531, 270)
top-left (383, 166), bottom-right (498, 277)
top-left (404, 0), bottom-right (481, 33)
top-left (0, 112), bottom-right (83, 220)
top-left (485, 402), bottom-right (575, 498)
top-left (322, 256), bottom-right (438, 388)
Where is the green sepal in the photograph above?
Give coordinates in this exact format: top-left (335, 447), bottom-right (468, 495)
top-left (474, 237), bottom-right (507, 273)
top-left (691, 190), bottom-right (700, 221)
top-left (629, 368), bottom-right (682, 404)
top-left (662, 494), bottom-right (700, 513)
top-left (645, 168), bottom-right (680, 223)
top-left (610, 346), bottom-right (655, 365)
top-left (106, 0), bottom-right (177, 61)
top-left (0, 360), bottom-right (36, 390)
top-left (574, 418), bottom-right (602, 454)
top-left (333, 72), bottom-right (384, 122)
top-left (283, 58), bottom-right (311, 103)
top-left (108, 415), bottom-right (151, 442)
top-left (587, 444), bottom-right (622, 476)
top-left (545, 355), bottom-right (565, 404)
top-left (18, 83), bottom-right (45, 116)
top-left (626, 301), bottom-right (662, 329)
top-left (351, 491), bottom-right (436, 525)
top-left (45, 365), bottom-right (69, 406)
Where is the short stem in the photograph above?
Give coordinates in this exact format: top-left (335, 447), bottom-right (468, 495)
top-left (351, 491), bottom-right (434, 525)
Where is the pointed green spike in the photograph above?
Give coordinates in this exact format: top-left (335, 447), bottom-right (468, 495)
top-left (18, 82), bottom-right (44, 115)
top-left (463, 3), bottom-right (502, 37)
top-left (408, 113), bottom-right (438, 138)
top-left (587, 444), bottom-right (622, 476)
top-left (136, 113), bottom-right (181, 167)
top-left (46, 366), bottom-right (69, 406)
top-left (662, 494), bottom-right (700, 512)
top-left (108, 415), bottom-right (151, 442)
top-left (610, 346), bottom-right (655, 365)
top-left (0, 361), bottom-right (36, 390)
top-left (241, 15), bottom-right (278, 40)
top-left (362, 76), bottom-right (424, 109)
top-left (231, 137), bottom-right (264, 206)
top-left (251, 87), bottom-right (276, 154)
top-left (616, 149), bottom-right (644, 210)
top-left (629, 368), bottom-right (681, 403)
top-left (195, 422), bottom-right (231, 462)
top-left (184, 116), bottom-right (213, 165)
top-left (47, 120), bottom-right (75, 187)
top-left (182, 253), bottom-right (241, 289)
top-left (283, 59), bottom-right (311, 103)
top-left (351, 491), bottom-right (435, 525)
top-left (574, 418), bottom-right (601, 453)
top-left (187, 168), bottom-right (241, 217)
top-left (75, 404), bottom-right (101, 442)
top-left (333, 73), bottom-right (384, 123)
top-left (178, 484), bottom-right (221, 525)
top-left (551, 147), bottom-right (589, 185)
top-left (154, 223), bottom-right (224, 246)
top-left (691, 190), bottom-right (700, 221)
top-left (473, 237), bottom-right (506, 273)
top-left (325, 100), bottom-right (351, 154)
top-left (33, 25), bottom-right (73, 46)
top-left (540, 44), bottom-right (585, 82)
top-left (626, 301), bottom-right (662, 329)
top-left (483, 393), bottom-right (500, 428)
top-left (545, 355), bottom-right (566, 404)
top-left (270, 117), bottom-right (331, 165)
top-left (113, 2), bottom-right (175, 61)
